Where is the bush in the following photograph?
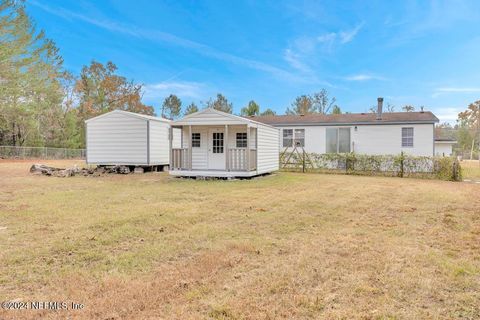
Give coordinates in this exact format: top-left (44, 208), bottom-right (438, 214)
top-left (434, 157), bottom-right (462, 181)
top-left (280, 152), bottom-right (462, 181)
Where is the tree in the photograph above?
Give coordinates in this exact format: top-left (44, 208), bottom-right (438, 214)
top-left (205, 93), bottom-right (233, 113)
top-left (402, 105), bottom-right (415, 112)
top-left (241, 100), bottom-right (260, 116)
top-left (161, 94), bottom-right (182, 119)
top-left (312, 89), bottom-right (336, 114)
top-left (286, 95), bottom-right (315, 115)
top-left (435, 123), bottom-right (455, 140)
top-left (76, 61), bottom-right (154, 118)
top-left (386, 103), bottom-right (395, 112)
top-left (331, 105), bottom-right (342, 114)
top-left (260, 108), bottom-right (276, 116)
top-left (0, 0), bottom-right (66, 147)
top-left (75, 61), bottom-right (154, 146)
top-left (184, 102), bottom-right (199, 115)
top-left (458, 100), bottom-right (480, 155)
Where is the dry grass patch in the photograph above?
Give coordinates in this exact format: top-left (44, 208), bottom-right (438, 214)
top-left (461, 159), bottom-right (480, 180)
top-left (0, 160), bottom-right (479, 319)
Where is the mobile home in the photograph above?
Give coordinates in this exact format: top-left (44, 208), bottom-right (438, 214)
top-left (252, 98), bottom-right (440, 157)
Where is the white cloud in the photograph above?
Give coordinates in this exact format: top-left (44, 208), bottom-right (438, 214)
top-left (432, 87), bottom-right (480, 97)
top-left (344, 74), bottom-right (386, 81)
top-left (143, 81), bottom-right (206, 100)
top-left (432, 107), bottom-right (463, 123)
top-left (283, 49), bottom-right (310, 73)
top-left (316, 23), bottom-right (364, 50)
top-left (339, 23), bottom-right (364, 44)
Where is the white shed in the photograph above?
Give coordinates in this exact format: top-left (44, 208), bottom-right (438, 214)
top-left (169, 108), bottom-right (280, 177)
top-left (85, 110), bottom-right (178, 166)
top-left (435, 139), bottom-right (456, 157)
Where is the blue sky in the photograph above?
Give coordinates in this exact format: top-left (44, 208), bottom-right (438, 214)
top-left (27, 0), bottom-right (480, 122)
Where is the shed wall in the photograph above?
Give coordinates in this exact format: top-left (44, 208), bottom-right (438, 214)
top-left (86, 112), bottom-right (148, 164)
top-left (257, 125), bottom-right (280, 174)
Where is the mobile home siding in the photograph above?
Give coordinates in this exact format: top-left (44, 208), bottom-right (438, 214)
top-left (86, 112), bottom-right (148, 165)
top-left (257, 125), bottom-right (280, 174)
top-left (276, 123), bottom-right (434, 156)
top-left (352, 124), bottom-right (434, 156)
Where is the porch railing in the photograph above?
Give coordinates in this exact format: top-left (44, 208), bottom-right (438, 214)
top-left (228, 148), bottom-right (256, 171)
top-left (171, 148), bottom-right (188, 170)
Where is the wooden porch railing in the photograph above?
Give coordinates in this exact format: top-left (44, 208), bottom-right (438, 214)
top-left (228, 148), bottom-right (256, 171)
top-left (171, 148), bottom-right (188, 170)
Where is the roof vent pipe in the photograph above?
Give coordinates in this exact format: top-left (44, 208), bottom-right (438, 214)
top-left (376, 97), bottom-right (384, 120)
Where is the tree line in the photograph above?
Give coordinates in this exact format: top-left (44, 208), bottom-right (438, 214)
top-left (0, 1), bottom-right (479, 157)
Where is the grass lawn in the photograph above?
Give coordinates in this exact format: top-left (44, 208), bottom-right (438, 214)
top-left (0, 160), bottom-right (479, 319)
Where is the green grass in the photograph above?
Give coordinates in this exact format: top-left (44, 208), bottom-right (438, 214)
top-left (0, 160), bottom-right (479, 319)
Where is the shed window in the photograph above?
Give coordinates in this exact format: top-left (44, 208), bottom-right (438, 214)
top-left (326, 128), bottom-right (351, 153)
top-left (294, 129), bottom-right (305, 147)
top-left (236, 132), bottom-right (247, 148)
top-left (283, 129), bottom-right (293, 147)
top-left (402, 127), bottom-right (414, 147)
top-left (191, 133), bottom-right (200, 148)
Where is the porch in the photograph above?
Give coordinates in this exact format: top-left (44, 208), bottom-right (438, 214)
top-left (169, 124), bottom-right (258, 174)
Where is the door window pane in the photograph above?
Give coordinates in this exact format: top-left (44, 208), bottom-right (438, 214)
top-left (326, 128), bottom-right (338, 153)
top-left (338, 128), bottom-right (351, 153)
top-left (212, 132), bottom-right (224, 153)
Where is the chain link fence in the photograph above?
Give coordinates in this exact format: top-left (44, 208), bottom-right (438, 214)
top-left (0, 146), bottom-right (86, 160)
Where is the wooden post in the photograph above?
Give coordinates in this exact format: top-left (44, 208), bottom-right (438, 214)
top-left (246, 124), bottom-right (250, 171)
top-left (225, 125), bottom-right (229, 171)
top-left (188, 125), bottom-right (192, 170)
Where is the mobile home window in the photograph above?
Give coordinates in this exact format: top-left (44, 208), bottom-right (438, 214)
top-left (294, 129), bottom-right (305, 147)
top-left (236, 132), bottom-right (247, 148)
top-left (283, 129), bottom-right (293, 147)
top-left (402, 127), bottom-right (414, 147)
top-left (326, 128), bottom-right (351, 153)
top-left (191, 133), bottom-right (201, 148)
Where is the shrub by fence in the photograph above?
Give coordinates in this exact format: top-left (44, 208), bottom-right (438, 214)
top-left (281, 151), bottom-right (462, 181)
top-left (0, 146), bottom-right (86, 160)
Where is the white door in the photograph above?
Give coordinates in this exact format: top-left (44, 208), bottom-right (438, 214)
top-left (208, 128), bottom-right (225, 170)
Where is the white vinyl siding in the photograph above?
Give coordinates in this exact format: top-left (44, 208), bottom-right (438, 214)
top-left (86, 110), bottom-right (173, 165)
top-left (182, 127), bottom-right (208, 170)
top-left (257, 125), bottom-right (280, 174)
top-left (87, 112), bottom-right (148, 165)
top-left (149, 120), bottom-right (171, 164)
top-left (273, 124), bottom-right (434, 156)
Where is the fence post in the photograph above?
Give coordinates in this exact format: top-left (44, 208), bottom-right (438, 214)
top-left (400, 151), bottom-right (404, 178)
top-left (302, 149), bottom-right (305, 173)
top-left (452, 159), bottom-right (459, 181)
